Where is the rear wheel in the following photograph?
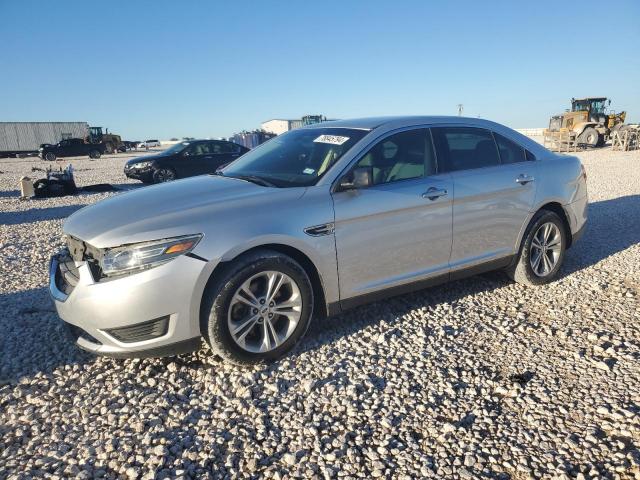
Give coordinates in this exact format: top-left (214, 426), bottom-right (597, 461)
top-left (507, 210), bottom-right (567, 286)
top-left (44, 152), bottom-right (56, 161)
top-left (89, 149), bottom-right (101, 159)
top-left (579, 127), bottom-right (600, 147)
top-left (152, 167), bottom-right (176, 183)
top-left (201, 249), bottom-right (314, 365)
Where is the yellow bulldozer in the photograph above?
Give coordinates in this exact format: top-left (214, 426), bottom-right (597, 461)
top-left (545, 97), bottom-right (626, 147)
top-left (86, 126), bottom-right (123, 154)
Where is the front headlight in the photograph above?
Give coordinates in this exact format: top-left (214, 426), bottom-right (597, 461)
top-left (100, 234), bottom-right (202, 277)
top-left (132, 161), bottom-right (152, 169)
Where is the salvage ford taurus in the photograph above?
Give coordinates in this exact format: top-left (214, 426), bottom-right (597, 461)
top-left (50, 117), bottom-right (588, 364)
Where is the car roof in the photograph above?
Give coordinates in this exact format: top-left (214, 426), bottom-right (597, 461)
top-left (301, 115), bottom-right (549, 159)
top-left (302, 116), bottom-right (514, 131)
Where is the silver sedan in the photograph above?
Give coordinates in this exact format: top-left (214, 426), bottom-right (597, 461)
top-left (50, 116), bottom-right (588, 364)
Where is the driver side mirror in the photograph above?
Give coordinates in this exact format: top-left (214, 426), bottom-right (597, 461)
top-left (338, 166), bottom-right (373, 191)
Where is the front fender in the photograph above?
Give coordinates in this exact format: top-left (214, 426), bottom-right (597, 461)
top-left (573, 121), bottom-right (599, 136)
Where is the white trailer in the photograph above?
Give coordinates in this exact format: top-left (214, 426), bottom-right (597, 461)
top-left (0, 122), bottom-right (89, 157)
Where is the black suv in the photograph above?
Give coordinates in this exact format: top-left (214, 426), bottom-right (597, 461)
top-left (124, 139), bottom-right (249, 184)
top-left (40, 138), bottom-right (105, 161)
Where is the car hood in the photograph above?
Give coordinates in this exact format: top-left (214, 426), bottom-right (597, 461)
top-left (64, 175), bottom-right (304, 248)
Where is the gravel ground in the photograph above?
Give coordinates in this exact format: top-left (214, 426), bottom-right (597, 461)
top-left (1, 147), bottom-right (639, 479)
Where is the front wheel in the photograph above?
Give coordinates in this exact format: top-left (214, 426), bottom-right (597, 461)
top-left (89, 149), bottom-right (101, 159)
top-left (201, 249), bottom-right (314, 365)
top-left (507, 210), bottom-right (567, 286)
top-left (152, 167), bottom-right (176, 183)
top-left (578, 127), bottom-right (600, 147)
top-left (44, 152), bottom-right (56, 161)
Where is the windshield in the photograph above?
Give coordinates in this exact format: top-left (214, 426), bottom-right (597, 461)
top-left (160, 142), bottom-right (190, 155)
top-left (220, 127), bottom-right (368, 187)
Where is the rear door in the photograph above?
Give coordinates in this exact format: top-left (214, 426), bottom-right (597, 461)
top-left (431, 126), bottom-right (538, 271)
top-left (332, 128), bottom-right (453, 300)
top-left (207, 141), bottom-right (243, 172)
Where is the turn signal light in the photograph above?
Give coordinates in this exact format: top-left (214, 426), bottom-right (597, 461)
top-left (164, 241), bottom-right (195, 255)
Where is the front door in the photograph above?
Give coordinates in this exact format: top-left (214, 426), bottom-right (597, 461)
top-left (431, 127), bottom-right (538, 270)
top-left (177, 142), bottom-right (211, 177)
top-left (332, 128), bottom-right (453, 301)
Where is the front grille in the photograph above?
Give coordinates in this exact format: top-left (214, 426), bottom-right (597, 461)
top-left (55, 251), bottom-right (80, 295)
top-left (105, 316), bottom-right (170, 343)
top-left (548, 116), bottom-right (562, 131)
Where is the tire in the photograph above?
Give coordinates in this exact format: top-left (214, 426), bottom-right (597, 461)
top-left (201, 249), bottom-right (314, 365)
top-left (89, 149), bottom-right (101, 159)
top-left (104, 142), bottom-right (114, 154)
top-left (44, 152), bottom-right (56, 161)
top-left (152, 167), bottom-right (176, 183)
top-left (506, 210), bottom-right (568, 286)
top-left (578, 127), bottom-right (600, 147)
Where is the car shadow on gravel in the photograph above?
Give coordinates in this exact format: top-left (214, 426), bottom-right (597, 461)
top-left (562, 194), bottom-right (640, 274)
top-left (0, 286), bottom-right (93, 383)
top-left (0, 189), bottom-right (20, 198)
top-left (0, 204), bottom-right (87, 226)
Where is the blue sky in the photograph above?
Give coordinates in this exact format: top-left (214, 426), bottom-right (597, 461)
top-left (1, 0), bottom-right (639, 139)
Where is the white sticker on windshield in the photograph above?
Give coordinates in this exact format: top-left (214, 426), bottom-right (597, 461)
top-left (313, 134), bottom-right (350, 145)
top-left (303, 168), bottom-right (315, 175)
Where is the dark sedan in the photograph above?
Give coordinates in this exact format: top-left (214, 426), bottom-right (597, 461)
top-left (124, 140), bottom-right (249, 184)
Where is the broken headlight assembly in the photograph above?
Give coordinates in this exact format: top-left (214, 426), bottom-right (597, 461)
top-left (100, 234), bottom-right (203, 277)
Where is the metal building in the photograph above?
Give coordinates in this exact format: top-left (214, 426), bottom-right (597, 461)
top-left (230, 130), bottom-right (276, 149)
top-left (260, 115), bottom-right (328, 135)
top-left (0, 122), bottom-right (89, 156)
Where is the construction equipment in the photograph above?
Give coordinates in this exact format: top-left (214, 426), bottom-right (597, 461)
top-left (611, 125), bottom-right (640, 151)
top-left (87, 126), bottom-right (123, 154)
top-left (301, 115), bottom-right (327, 126)
top-left (545, 97), bottom-right (626, 148)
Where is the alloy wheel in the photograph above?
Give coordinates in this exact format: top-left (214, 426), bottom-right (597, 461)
top-left (155, 169), bottom-right (175, 182)
top-left (530, 222), bottom-right (562, 277)
top-left (227, 271), bottom-right (302, 353)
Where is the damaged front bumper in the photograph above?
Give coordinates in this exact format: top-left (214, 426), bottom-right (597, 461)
top-left (49, 249), bottom-right (203, 358)
top-left (123, 164), bottom-right (153, 182)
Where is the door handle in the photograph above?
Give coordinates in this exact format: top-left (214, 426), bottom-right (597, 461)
top-left (516, 174), bottom-right (535, 185)
top-left (422, 187), bottom-right (448, 200)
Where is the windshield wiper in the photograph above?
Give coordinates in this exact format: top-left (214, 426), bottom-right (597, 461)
top-left (224, 174), bottom-right (278, 188)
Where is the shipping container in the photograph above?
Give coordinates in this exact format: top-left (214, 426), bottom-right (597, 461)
top-left (0, 122), bottom-right (89, 157)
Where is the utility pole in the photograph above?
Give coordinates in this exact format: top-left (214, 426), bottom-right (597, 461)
top-left (457, 104), bottom-right (464, 116)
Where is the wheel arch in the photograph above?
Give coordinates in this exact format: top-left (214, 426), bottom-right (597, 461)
top-left (573, 121), bottom-right (600, 137)
top-left (199, 243), bottom-right (329, 329)
top-left (533, 202), bottom-right (573, 248)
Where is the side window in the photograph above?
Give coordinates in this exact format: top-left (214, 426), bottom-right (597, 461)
top-left (493, 132), bottom-right (526, 164)
top-left (525, 150), bottom-right (536, 162)
top-left (432, 127), bottom-right (500, 172)
top-left (354, 129), bottom-right (435, 185)
top-left (211, 142), bottom-right (235, 154)
top-left (187, 143), bottom-right (211, 155)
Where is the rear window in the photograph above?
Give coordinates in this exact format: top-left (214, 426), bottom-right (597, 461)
top-left (431, 127), bottom-right (500, 172)
top-left (493, 132), bottom-right (526, 164)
